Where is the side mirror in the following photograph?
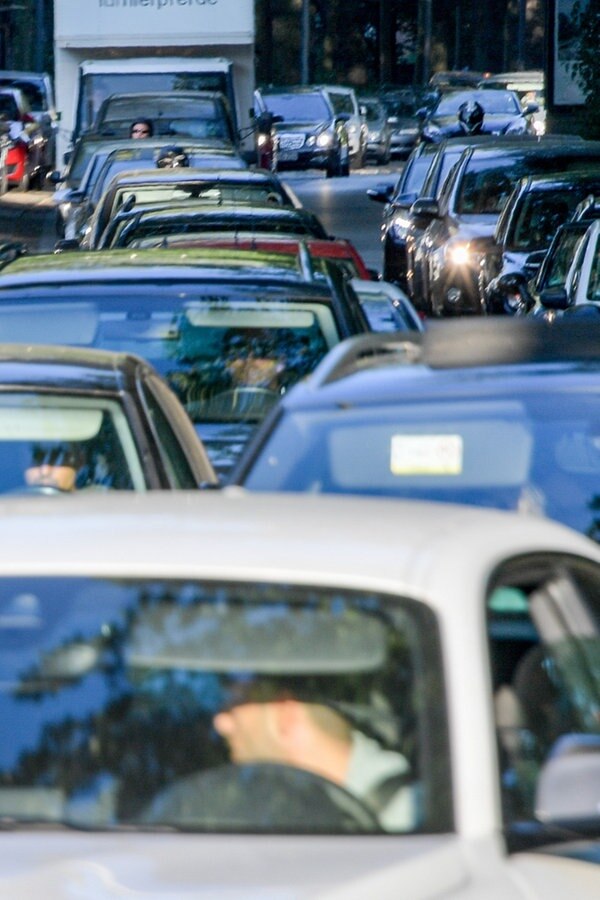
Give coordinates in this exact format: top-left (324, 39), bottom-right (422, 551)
top-left (336, 112), bottom-right (351, 123)
top-left (523, 102), bottom-right (540, 115)
top-left (366, 182), bottom-right (394, 204)
top-left (410, 197), bottom-right (440, 222)
top-left (539, 285), bottom-right (569, 310)
top-left (46, 170), bottom-right (63, 185)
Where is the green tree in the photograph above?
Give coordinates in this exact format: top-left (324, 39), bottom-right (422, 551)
top-left (569, 0), bottom-right (600, 138)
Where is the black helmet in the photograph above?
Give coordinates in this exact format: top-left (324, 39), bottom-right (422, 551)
top-left (156, 145), bottom-right (190, 168)
top-left (458, 100), bottom-right (484, 134)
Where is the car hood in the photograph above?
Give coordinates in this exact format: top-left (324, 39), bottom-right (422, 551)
top-left (427, 113), bottom-right (525, 134)
top-left (274, 121), bottom-right (327, 135)
top-left (1, 833), bottom-right (599, 898)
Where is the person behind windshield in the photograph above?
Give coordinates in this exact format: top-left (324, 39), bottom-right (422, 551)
top-left (130, 118), bottom-right (154, 139)
top-left (24, 443), bottom-right (83, 492)
top-left (212, 682), bottom-right (416, 830)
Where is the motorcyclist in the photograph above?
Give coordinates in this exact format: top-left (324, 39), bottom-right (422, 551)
top-left (457, 100), bottom-right (485, 135)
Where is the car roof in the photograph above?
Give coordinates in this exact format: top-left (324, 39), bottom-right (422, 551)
top-left (103, 168), bottom-right (280, 188)
top-left (514, 168), bottom-right (600, 190)
top-left (0, 247), bottom-right (339, 290)
top-left (0, 490), bottom-right (595, 599)
top-left (275, 319), bottom-right (600, 408)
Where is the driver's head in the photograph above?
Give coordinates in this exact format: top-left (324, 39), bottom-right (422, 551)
top-left (25, 442), bottom-right (83, 492)
top-left (213, 679), bottom-right (352, 782)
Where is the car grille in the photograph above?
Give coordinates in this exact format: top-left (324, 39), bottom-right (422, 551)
top-left (278, 133), bottom-right (305, 151)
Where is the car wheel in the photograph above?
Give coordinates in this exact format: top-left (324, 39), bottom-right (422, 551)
top-left (326, 149), bottom-right (343, 178)
top-left (15, 168), bottom-right (31, 192)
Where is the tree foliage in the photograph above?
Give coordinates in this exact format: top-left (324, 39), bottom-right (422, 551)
top-left (569, 1), bottom-right (600, 137)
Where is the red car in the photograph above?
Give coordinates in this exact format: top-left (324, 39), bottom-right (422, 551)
top-left (0, 87), bottom-right (48, 191)
top-left (146, 235), bottom-right (376, 280)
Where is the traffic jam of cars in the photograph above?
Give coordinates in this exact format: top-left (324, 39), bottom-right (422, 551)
top-left (1, 38), bottom-right (600, 898)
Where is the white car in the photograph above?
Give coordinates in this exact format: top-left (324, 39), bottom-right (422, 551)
top-left (0, 490), bottom-right (599, 897)
top-left (537, 218), bottom-right (600, 317)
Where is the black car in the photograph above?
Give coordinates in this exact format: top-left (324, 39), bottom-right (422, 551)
top-left (254, 86), bottom-right (350, 178)
top-left (98, 203), bottom-right (331, 250)
top-left (409, 137), bottom-right (600, 316)
top-left (0, 343), bottom-right (217, 494)
top-left (50, 137), bottom-right (248, 239)
top-left (81, 167), bottom-right (303, 250)
top-left (368, 135), bottom-right (489, 295)
top-left (0, 248), bottom-right (371, 477)
top-left (482, 169), bottom-right (600, 315)
top-left (418, 89), bottom-right (538, 144)
top-left (231, 319), bottom-right (600, 541)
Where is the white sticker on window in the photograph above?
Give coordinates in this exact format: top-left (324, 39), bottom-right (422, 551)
top-left (390, 434), bottom-right (463, 475)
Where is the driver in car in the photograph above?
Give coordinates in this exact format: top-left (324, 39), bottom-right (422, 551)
top-left (210, 680), bottom-right (417, 831)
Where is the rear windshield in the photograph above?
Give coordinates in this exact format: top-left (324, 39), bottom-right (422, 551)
top-left (241, 387), bottom-right (600, 539)
top-left (0, 288), bottom-right (340, 477)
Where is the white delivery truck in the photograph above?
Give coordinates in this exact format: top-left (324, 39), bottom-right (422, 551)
top-left (53, 0), bottom-right (255, 164)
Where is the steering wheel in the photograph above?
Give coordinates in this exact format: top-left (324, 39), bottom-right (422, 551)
top-left (139, 762), bottom-right (382, 833)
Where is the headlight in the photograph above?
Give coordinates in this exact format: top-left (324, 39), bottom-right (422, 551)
top-left (446, 242), bottom-right (486, 269)
top-left (305, 135), bottom-right (316, 147)
top-left (389, 213), bottom-right (411, 239)
top-left (257, 133), bottom-right (271, 148)
top-left (447, 243), bottom-right (472, 266)
top-left (316, 132), bottom-right (333, 148)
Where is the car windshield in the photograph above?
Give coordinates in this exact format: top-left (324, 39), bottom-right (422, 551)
top-left (0, 93), bottom-right (19, 120)
top-left (108, 182), bottom-right (290, 214)
top-left (241, 387), bottom-right (600, 540)
top-left (263, 93), bottom-right (331, 122)
top-left (456, 159), bottom-right (523, 215)
top-left (0, 79), bottom-right (45, 112)
top-left (0, 394), bottom-right (144, 494)
top-left (113, 214), bottom-right (320, 248)
top-left (434, 90), bottom-right (520, 115)
top-left (0, 289), bottom-right (339, 477)
top-left (0, 576), bottom-right (449, 834)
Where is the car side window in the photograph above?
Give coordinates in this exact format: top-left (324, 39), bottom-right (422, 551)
top-left (487, 554), bottom-right (600, 848)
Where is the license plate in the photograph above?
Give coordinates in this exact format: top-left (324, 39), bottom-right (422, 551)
top-left (278, 150), bottom-right (299, 161)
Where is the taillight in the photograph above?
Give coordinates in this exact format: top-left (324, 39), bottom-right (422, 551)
top-left (22, 113), bottom-right (34, 124)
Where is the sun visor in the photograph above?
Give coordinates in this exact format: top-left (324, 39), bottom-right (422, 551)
top-left (0, 304), bottom-right (99, 345)
top-left (127, 604), bottom-right (387, 674)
